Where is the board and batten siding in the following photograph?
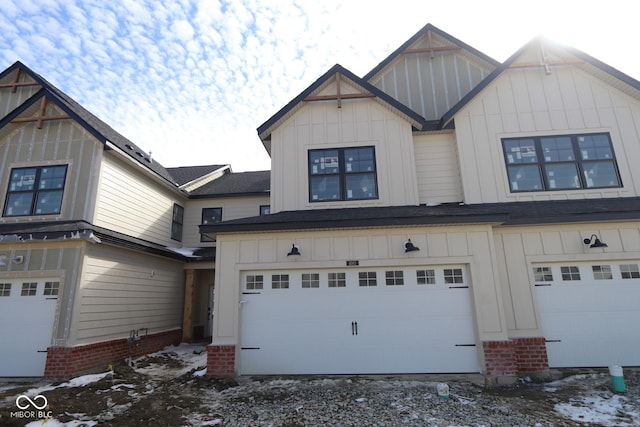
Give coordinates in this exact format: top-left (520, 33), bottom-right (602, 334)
top-left (0, 72), bottom-right (41, 117)
top-left (454, 61), bottom-right (640, 204)
top-left (370, 50), bottom-right (492, 121)
top-left (493, 222), bottom-right (640, 338)
top-left (93, 153), bottom-right (185, 246)
top-left (270, 92), bottom-right (419, 213)
top-left (212, 225), bottom-right (509, 346)
top-left (182, 196), bottom-right (269, 246)
top-left (413, 132), bottom-right (463, 204)
top-left (73, 244), bottom-right (184, 345)
top-left (0, 117), bottom-right (103, 222)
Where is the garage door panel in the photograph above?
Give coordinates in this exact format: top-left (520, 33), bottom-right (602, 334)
top-left (535, 262), bottom-right (640, 367)
top-left (239, 266), bottom-right (479, 375)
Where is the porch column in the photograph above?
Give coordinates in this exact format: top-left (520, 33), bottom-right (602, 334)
top-left (182, 269), bottom-right (196, 343)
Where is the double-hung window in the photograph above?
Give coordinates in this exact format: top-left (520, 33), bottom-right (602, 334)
top-left (308, 146), bottom-right (378, 202)
top-left (4, 165), bottom-right (68, 216)
top-left (201, 207), bottom-right (222, 242)
top-left (171, 204), bottom-right (184, 241)
top-left (502, 133), bottom-right (621, 192)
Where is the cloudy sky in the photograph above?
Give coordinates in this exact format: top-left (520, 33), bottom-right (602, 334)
top-left (1, 0), bottom-right (637, 171)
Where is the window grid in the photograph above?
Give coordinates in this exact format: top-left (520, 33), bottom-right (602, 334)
top-left (272, 274), bottom-right (289, 289)
top-left (44, 281), bottom-right (59, 296)
top-left (592, 265), bottom-right (613, 280)
top-left (358, 272), bottom-right (377, 287)
top-left (308, 146), bottom-right (378, 202)
top-left (21, 282), bottom-right (37, 296)
top-left (620, 264), bottom-right (640, 279)
top-left (246, 275), bottom-right (264, 290)
top-left (533, 267), bottom-right (553, 282)
top-left (444, 268), bottom-right (464, 284)
top-left (328, 272), bottom-right (346, 288)
top-left (302, 273), bottom-right (320, 288)
top-left (385, 270), bottom-right (404, 286)
top-left (416, 269), bottom-right (436, 285)
top-left (502, 133), bottom-right (621, 193)
top-left (561, 266), bottom-right (581, 281)
top-left (0, 283), bottom-right (11, 297)
top-left (3, 165), bottom-right (68, 217)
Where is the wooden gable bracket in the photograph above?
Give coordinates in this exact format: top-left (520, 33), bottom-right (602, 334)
top-left (0, 69), bottom-right (40, 93)
top-left (509, 42), bottom-right (584, 73)
top-left (404, 30), bottom-right (461, 58)
top-left (10, 96), bottom-right (71, 129)
top-left (303, 72), bottom-right (375, 108)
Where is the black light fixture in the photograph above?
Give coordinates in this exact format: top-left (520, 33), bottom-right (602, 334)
top-left (583, 234), bottom-right (608, 248)
top-left (404, 239), bottom-right (420, 253)
top-left (287, 244), bottom-right (301, 256)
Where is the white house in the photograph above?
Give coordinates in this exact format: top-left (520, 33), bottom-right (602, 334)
top-left (201, 24), bottom-right (640, 383)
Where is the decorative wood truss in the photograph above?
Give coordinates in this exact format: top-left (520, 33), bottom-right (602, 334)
top-left (403, 29), bottom-right (462, 58)
top-left (303, 72), bottom-right (375, 108)
top-left (0, 69), bottom-right (40, 93)
top-left (10, 96), bottom-right (71, 129)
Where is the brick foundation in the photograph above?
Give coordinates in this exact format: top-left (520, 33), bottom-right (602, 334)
top-left (44, 329), bottom-right (182, 379)
top-left (207, 344), bottom-right (236, 378)
top-left (513, 337), bottom-right (549, 374)
top-left (482, 337), bottom-right (549, 384)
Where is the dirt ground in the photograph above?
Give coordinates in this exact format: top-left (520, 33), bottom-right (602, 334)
top-left (0, 348), bottom-right (638, 426)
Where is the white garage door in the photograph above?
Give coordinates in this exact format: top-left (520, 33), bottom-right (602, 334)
top-left (0, 279), bottom-right (59, 376)
top-left (535, 262), bottom-right (640, 367)
top-left (239, 266), bottom-right (479, 375)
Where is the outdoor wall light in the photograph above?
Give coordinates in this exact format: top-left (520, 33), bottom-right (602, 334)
top-left (583, 234), bottom-right (608, 248)
top-left (404, 239), bottom-right (420, 253)
top-left (287, 244), bottom-right (301, 256)
top-left (0, 254), bottom-right (23, 267)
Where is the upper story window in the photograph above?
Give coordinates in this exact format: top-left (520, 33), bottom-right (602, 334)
top-left (308, 146), bottom-right (378, 202)
top-left (171, 203), bottom-right (184, 241)
top-left (3, 165), bottom-right (68, 217)
top-left (259, 205), bottom-right (271, 215)
top-left (502, 133), bottom-right (621, 192)
top-left (201, 207), bottom-right (222, 242)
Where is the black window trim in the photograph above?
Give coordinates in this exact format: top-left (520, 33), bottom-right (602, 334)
top-left (308, 146), bottom-right (379, 203)
top-left (502, 132), bottom-right (622, 193)
top-left (3, 164), bottom-right (68, 217)
top-left (201, 207), bottom-right (222, 242)
top-left (171, 203), bottom-right (184, 242)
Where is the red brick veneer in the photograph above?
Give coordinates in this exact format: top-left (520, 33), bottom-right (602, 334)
top-left (206, 344), bottom-right (236, 378)
top-left (482, 340), bottom-right (518, 379)
top-left (44, 329), bottom-right (182, 379)
top-left (512, 337), bottom-right (549, 373)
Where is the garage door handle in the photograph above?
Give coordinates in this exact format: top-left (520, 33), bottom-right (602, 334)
top-left (351, 321), bottom-right (358, 336)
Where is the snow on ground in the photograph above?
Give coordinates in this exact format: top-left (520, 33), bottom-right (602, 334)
top-left (2, 345), bottom-right (638, 426)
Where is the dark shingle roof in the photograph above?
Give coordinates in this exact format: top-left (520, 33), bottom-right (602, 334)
top-left (189, 170), bottom-right (270, 198)
top-left (200, 197), bottom-right (640, 234)
top-left (0, 61), bottom-right (179, 186)
top-left (167, 165), bottom-right (228, 186)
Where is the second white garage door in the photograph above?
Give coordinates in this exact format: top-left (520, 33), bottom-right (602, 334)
top-left (239, 265), bottom-right (479, 375)
top-left (535, 262), bottom-right (640, 368)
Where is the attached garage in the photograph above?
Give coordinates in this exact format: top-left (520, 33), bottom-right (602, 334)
top-left (0, 278), bottom-right (59, 376)
top-left (535, 262), bottom-right (640, 367)
top-left (238, 265), bottom-right (479, 375)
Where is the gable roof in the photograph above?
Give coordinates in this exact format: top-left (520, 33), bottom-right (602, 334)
top-left (363, 23), bottom-right (500, 82)
top-left (440, 36), bottom-right (640, 127)
top-left (189, 170), bottom-right (270, 198)
top-left (0, 61), bottom-right (179, 186)
top-left (167, 164), bottom-right (229, 186)
top-left (256, 64), bottom-right (427, 150)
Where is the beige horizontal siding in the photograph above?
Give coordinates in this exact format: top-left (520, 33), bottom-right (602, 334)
top-left (73, 245), bottom-right (184, 345)
top-left (414, 133), bottom-right (463, 203)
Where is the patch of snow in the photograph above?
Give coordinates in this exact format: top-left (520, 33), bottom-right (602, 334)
top-left (23, 371), bottom-right (111, 396)
top-left (25, 419), bottom-right (98, 427)
top-left (134, 343), bottom-right (206, 379)
top-left (555, 394), bottom-right (640, 426)
top-left (194, 368), bottom-right (207, 377)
